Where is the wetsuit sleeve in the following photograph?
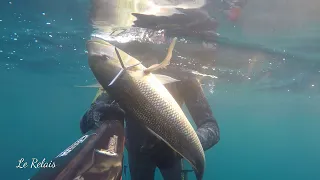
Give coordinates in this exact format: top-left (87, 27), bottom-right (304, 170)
top-left (177, 78), bottom-right (220, 151)
top-left (80, 91), bottom-right (125, 134)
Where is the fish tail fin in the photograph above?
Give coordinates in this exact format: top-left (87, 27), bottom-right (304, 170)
top-left (194, 157), bottom-right (205, 180)
top-left (195, 168), bottom-right (204, 180)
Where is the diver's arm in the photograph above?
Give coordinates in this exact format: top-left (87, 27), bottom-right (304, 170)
top-left (178, 78), bottom-right (220, 151)
top-left (80, 91), bottom-right (125, 134)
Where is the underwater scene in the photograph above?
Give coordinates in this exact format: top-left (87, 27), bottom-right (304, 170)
top-left (1, 0), bottom-right (319, 180)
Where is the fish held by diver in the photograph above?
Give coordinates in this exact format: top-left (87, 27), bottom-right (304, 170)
top-left (85, 37), bottom-right (205, 180)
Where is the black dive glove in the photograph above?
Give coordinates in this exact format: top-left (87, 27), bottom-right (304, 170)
top-left (80, 101), bottom-right (125, 134)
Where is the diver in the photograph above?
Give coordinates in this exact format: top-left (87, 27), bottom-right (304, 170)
top-left (80, 55), bottom-right (221, 179)
top-left (28, 41), bottom-right (219, 180)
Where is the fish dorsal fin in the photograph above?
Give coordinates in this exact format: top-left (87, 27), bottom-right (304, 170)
top-left (144, 37), bottom-right (177, 74)
top-left (153, 74), bottom-right (180, 85)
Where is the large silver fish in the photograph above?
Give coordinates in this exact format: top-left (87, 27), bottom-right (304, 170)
top-left (86, 37), bottom-right (205, 180)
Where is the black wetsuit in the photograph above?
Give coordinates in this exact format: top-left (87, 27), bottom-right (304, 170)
top-left (80, 66), bottom-right (220, 180)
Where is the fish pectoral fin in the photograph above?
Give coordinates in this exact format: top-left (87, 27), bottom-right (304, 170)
top-left (154, 74), bottom-right (180, 85)
top-left (74, 83), bottom-right (102, 88)
top-left (144, 37), bottom-right (177, 74)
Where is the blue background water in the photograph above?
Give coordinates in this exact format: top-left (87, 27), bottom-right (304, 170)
top-left (1, 0), bottom-right (320, 180)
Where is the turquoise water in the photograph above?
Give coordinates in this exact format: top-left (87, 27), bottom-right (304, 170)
top-left (1, 0), bottom-right (320, 180)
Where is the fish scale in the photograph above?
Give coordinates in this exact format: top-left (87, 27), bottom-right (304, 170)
top-left (129, 79), bottom-right (194, 146)
top-left (117, 72), bottom-right (204, 176)
top-left (87, 38), bottom-right (205, 180)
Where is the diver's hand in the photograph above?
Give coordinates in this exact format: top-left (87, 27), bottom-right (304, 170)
top-left (80, 101), bottom-right (125, 134)
top-left (96, 101), bottom-right (126, 121)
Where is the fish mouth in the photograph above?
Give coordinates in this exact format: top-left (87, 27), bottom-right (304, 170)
top-left (86, 39), bottom-right (111, 69)
top-left (86, 38), bottom-right (122, 88)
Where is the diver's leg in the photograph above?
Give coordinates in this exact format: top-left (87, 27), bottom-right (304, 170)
top-left (127, 148), bottom-right (156, 180)
top-left (126, 125), bottom-right (157, 180)
top-left (159, 157), bottom-right (183, 180)
top-left (126, 121), bottom-right (158, 180)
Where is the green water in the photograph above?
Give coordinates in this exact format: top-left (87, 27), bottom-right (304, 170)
top-left (1, 0), bottom-right (320, 179)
